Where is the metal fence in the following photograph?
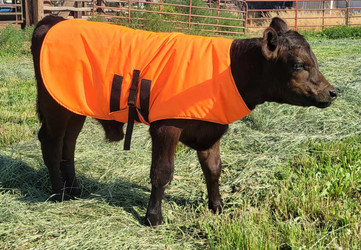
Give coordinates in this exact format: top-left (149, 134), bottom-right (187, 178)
top-left (246, 0), bottom-right (361, 32)
top-left (91, 0), bottom-right (247, 35)
top-left (90, 0), bottom-right (361, 35)
top-left (0, 0), bottom-right (23, 24)
top-left (2, 0), bottom-right (361, 35)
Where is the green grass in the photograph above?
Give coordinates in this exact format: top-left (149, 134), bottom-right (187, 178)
top-left (0, 57), bottom-right (37, 146)
top-left (202, 136), bottom-right (361, 248)
top-left (1, 25), bottom-right (361, 248)
top-left (0, 24), bottom-right (33, 57)
top-left (0, 25), bottom-right (36, 146)
top-left (300, 26), bottom-right (361, 40)
top-left (320, 25), bottom-right (361, 39)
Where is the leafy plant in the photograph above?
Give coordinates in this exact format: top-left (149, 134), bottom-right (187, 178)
top-left (98, 0), bottom-right (244, 35)
top-left (0, 25), bottom-right (33, 57)
top-left (301, 25), bottom-right (361, 39)
top-left (321, 25), bottom-right (361, 39)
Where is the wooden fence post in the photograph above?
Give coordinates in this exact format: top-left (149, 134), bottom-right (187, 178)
top-left (188, 0), bottom-right (192, 29)
top-left (59, 0), bottom-right (75, 18)
top-left (322, 1), bottom-right (325, 30)
top-left (23, 0), bottom-right (30, 26)
top-left (33, 0), bottom-right (43, 25)
top-left (295, 0), bottom-right (298, 30)
top-left (216, 0), bottom-right (220, 32)
top-left (244, 1), bottom-right (247, 35)
top-left (159, 0), bottom-right (162, 19)
top-left (128, 0), bottom-right (131, 24)
top-left (345, 0), bottom-right (350, 26)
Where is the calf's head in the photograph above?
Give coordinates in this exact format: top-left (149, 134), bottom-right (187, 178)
top-left (261, 18), bottom-right (337, 108)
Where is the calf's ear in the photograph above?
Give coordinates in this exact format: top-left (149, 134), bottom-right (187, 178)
top-left (262, 27), bottom-right (279, 60)
top-left (270, 17), bottom-right (289, 33)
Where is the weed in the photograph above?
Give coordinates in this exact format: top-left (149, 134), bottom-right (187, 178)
top-left (321, 25), bottom-right (361, 39)
top-left (0, 25), bottom-right (33, 57)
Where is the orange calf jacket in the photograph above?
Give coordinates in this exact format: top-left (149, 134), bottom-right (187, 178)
top-left (40, 19), bottom-right (251, 127)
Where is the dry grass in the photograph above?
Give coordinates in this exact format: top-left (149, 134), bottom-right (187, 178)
top-left (1, 24), bottom-right (361, 249)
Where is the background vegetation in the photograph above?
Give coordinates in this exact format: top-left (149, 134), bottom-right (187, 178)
top-left (319, 25), bottom-right (361, 39)
top-left (0, 23), bottom-right (361, 248)
top-left (89, 0), bottom-right (244, 35)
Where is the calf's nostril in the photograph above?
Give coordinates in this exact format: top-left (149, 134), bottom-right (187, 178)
top-left (329, 89), bottom-right (338, 99)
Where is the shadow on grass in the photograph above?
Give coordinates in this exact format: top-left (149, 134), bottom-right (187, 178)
top-left (0, 153), bottom-right (154, 224)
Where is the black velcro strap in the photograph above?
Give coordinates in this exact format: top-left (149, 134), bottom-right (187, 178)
top-left (124, 106), bottom-right (137, 150)
top-left (128, 70), bottom-right (140, 107)
top-left (109, 74), bottom-right (123, 112)
top-left (124, 70), bottom-right (140, 150)
top-left (139, 79), bottom-right (151, 124)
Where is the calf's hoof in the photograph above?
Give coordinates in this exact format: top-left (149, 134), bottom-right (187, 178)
top-left (209, 200), bottom-right (223, 214)
top-left (48, 193), bottom-right (74, 202)
top-left (145, 212), bottom-right (162, 227)
top-left (105, 129), bottom-right (124, 142)
top-left (66, 187), bottom-right (81, 198)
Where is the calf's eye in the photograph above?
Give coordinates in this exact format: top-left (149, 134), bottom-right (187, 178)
top-left (293, 62), bottom-right (305, 71)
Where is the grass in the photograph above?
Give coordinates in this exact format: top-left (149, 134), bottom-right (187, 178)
top-left (0, 24), bottom-right (33, 57)
top-left (0, 25), bottom-right (361, 248)
top-left (0, 25), bottom-right (36, 146)
top-left (320, 25), bottom-right (361, 39)
top-left (202, 136), bottom-right (361, 248)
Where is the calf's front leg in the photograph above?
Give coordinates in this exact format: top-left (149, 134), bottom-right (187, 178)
top-left (197, 140), bottom-right (223, 213)
top-left (145, 124), bottom-right (181, 226)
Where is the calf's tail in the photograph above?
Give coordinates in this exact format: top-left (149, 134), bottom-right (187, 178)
top-left (31, 15), bottom-right (65, 121)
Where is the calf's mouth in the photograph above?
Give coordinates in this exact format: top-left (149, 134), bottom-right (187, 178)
top-left (314, 88), bottom-right (338, 108)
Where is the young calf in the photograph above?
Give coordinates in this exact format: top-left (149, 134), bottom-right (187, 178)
top-left (32, 16), bottom-right (337, 226)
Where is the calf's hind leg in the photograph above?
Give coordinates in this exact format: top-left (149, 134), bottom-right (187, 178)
top-left (145, 124), bottom-right (181, 226)
top-left (38, 112), bottom-right (71, 201)
top-left (38, 103), bottom-right (85, 201)
top-left (60, 115), bottom-right (86, 198)
top-left (197, 140), bottom-right (223, 213)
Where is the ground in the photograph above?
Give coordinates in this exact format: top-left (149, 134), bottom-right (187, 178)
top-left (0, 33), bottom-right (361, 248)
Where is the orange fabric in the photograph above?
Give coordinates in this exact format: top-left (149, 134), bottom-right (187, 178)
top-left (40, 19), bottom-right (251, 125)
